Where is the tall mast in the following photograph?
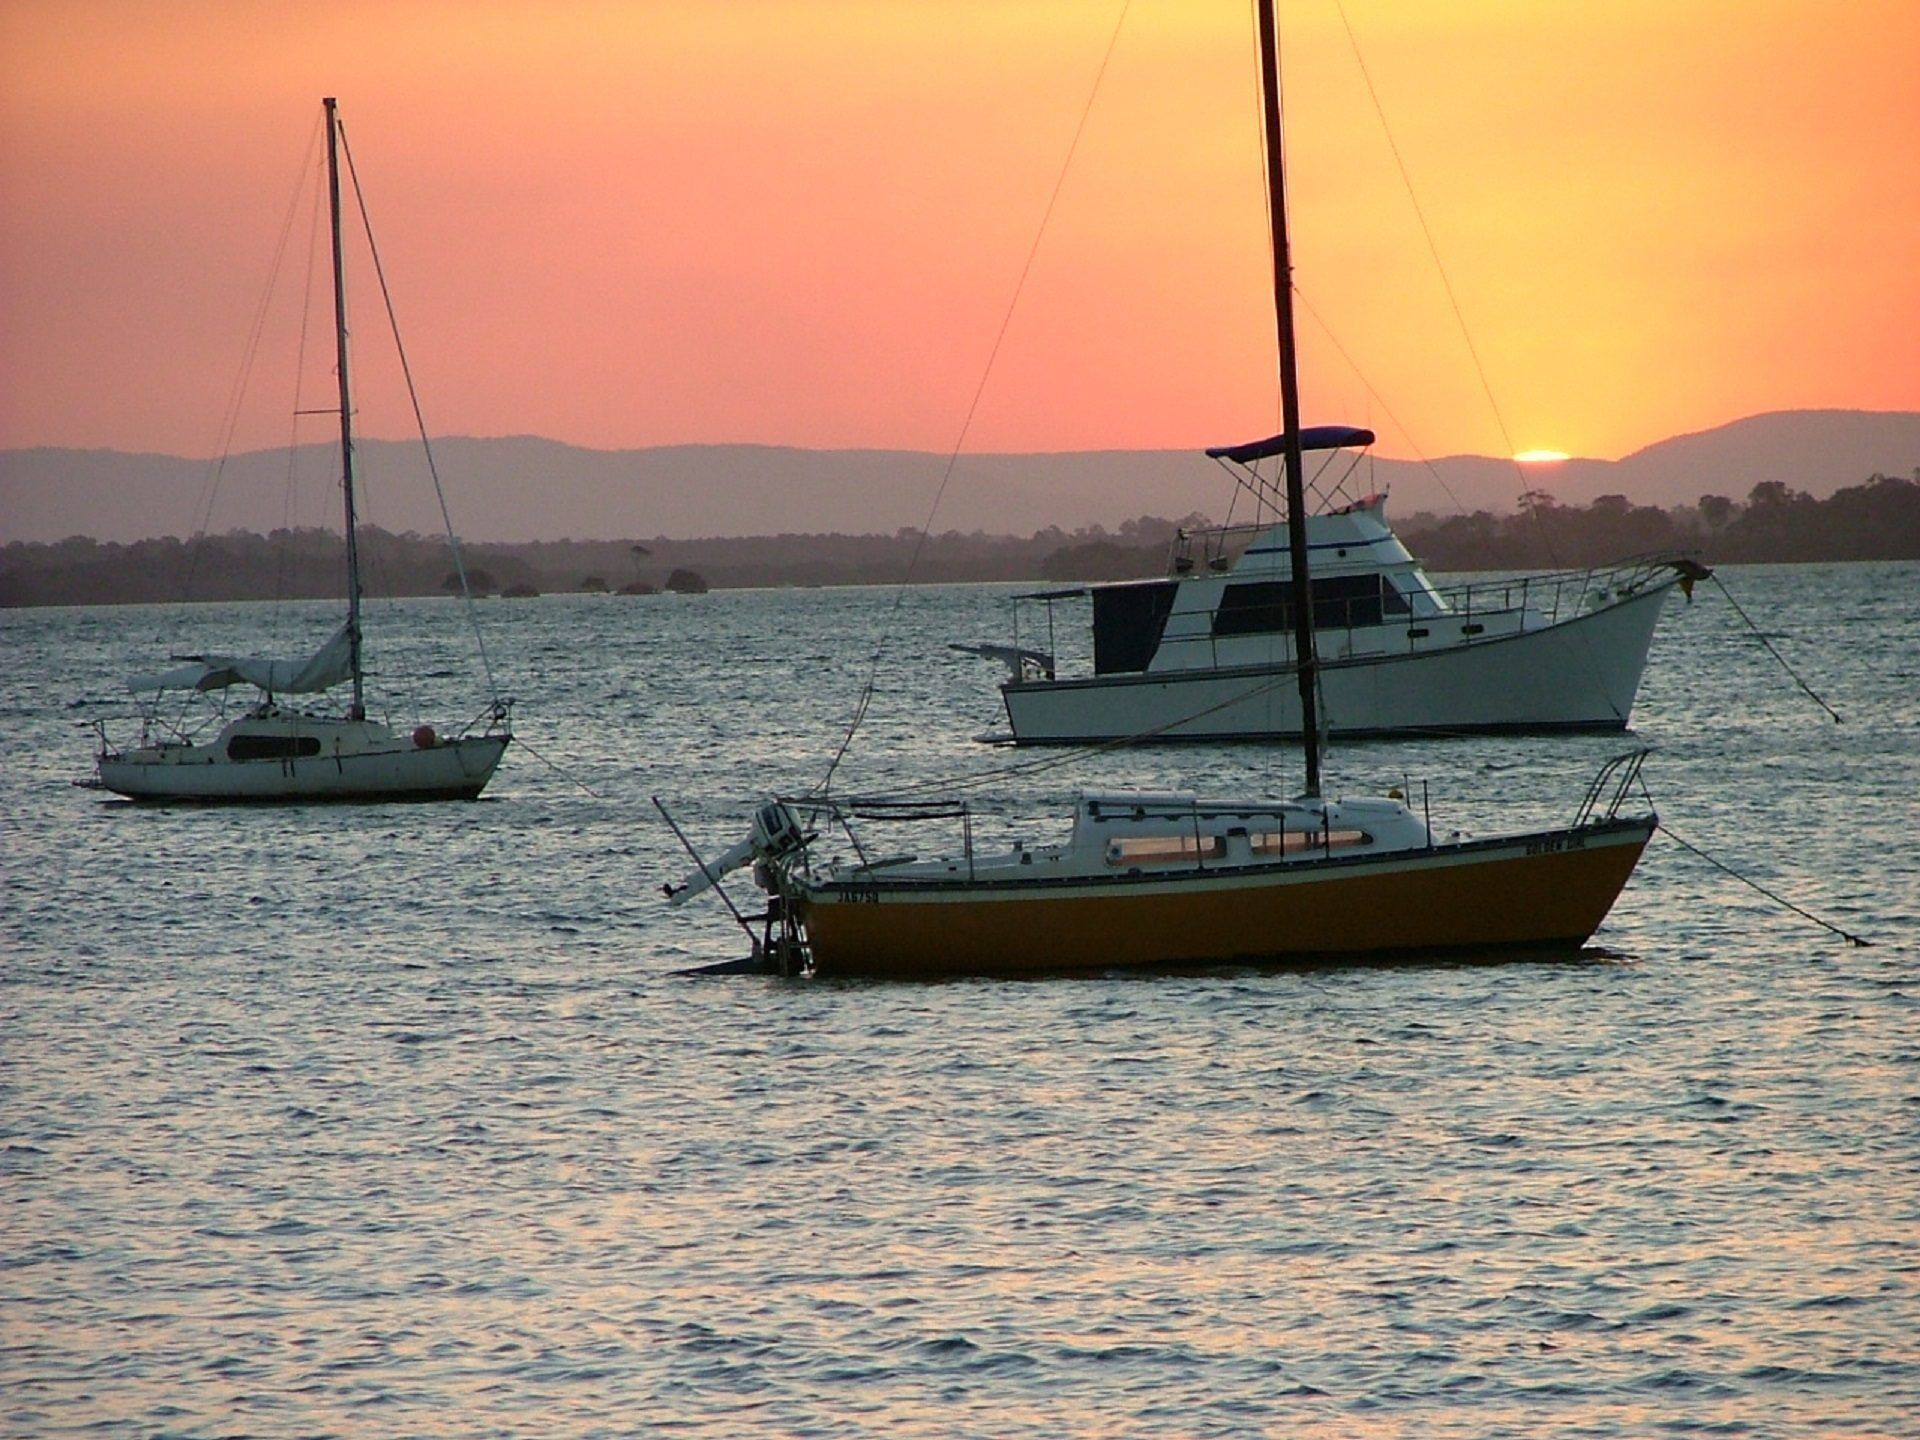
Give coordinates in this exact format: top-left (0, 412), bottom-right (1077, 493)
top-left (323, 96), bottom-right (365, 720)
top-left (1255, 0), bottom-right (1320, 797)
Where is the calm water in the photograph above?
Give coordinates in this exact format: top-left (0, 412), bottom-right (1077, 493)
top-left (3, 564), bottom-right (1916, 1437)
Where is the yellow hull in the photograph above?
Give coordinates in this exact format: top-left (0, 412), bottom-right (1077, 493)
top-left (793, 820), bottom-right (1652, 979)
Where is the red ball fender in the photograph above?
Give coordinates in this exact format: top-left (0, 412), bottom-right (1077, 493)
top-left (412, 725), bottom-right (437, 749)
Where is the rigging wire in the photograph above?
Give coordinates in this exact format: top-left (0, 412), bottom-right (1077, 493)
top-left (1249, 0), bottom-right (1288, 788)
top-left (183, 112), bottom-right (326, 602)
top-left (814, 0), bottom-right (1136, 799)
top-left (834, 661), bottom-right (1335, 804)
top-left (1327, 0), bottom-right (1582, 577)
top-left (273, 157), bottom-right (327, 617)
top-left (1291, 289), bottom-right (1503, 560)
top-left (1328, 0), bottom-right (1645, 726)
top-left (336, 120), bottom-right (504, 712)
top-left (1328, 2), bottom-right (1522, 477)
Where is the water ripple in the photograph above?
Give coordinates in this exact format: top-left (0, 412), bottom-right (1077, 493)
top-left (3, 568), bottom-right (1917, 1435)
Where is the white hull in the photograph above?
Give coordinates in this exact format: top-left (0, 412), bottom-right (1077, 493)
top-left (98, 737), bottom-right (507, 801)
top-left (1003, 579), bottom-right (1676, 742)
top-left (96, 713), bottom-right (508, 802)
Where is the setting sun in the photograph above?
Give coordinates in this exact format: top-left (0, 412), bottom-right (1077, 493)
top-left (1514, 449), bottom-right (1571, 464)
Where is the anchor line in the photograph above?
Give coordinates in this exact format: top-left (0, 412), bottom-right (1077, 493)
top-left (1710, 575), bottom-right (1841, 722)
top-left (1649, 811), bottom-right (1869, 948)
top-left (512, 733), bottom-right (600, 798)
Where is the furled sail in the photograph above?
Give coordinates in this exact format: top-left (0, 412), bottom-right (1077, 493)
top-left (126, 621), bottom-right (354, 695)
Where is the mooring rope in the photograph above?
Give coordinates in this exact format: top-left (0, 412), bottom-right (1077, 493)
top-left (513, 733), bottom-right (602, 798)
top-left (1709, 574), bottom-right (1841, 722)
top-left (1652, 817), bottom-right (1868, 947)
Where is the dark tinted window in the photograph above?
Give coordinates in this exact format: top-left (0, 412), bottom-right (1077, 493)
top-left (1092, 581), bottom-right (1179, 674)
top-left (1315, 575), bottom-right (1383, 628)
top-left (1213, 575), bottom-right (1387, 636)
top-left (1213, 581), bottom-right (1291, 637)
top-left (227, 734), bottom-right (323, 761)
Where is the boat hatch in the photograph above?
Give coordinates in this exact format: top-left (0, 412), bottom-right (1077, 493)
top-left (1103, 827), bottom-right (1372, 866)
top-left (1105, 835), bottom-right (1227, 865)
top-left (1092, 581), bottom-right (1179, 674)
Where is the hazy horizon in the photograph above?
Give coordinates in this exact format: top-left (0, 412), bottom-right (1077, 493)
top-left (5, 408), bottom-right (1916, 547)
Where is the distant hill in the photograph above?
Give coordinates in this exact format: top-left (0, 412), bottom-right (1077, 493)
top-left (3, 409), bottom-right (1915, 545)
top-left (1477, 410), bottom-right (1920, 510)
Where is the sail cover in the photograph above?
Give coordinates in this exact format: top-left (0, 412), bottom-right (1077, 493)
top-left (1205, 426), bottom-right (1376, 463)
top-left (126, 621), bottom-right (354, 694)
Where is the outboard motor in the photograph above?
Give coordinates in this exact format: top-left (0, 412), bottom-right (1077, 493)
top-left (751, 801), bottom-right (805, 861)
top-left (667, 801), bottom-right (806, 908)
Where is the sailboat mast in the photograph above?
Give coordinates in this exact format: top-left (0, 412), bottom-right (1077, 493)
top-left (323, 96), bottom-right (366, 720)
top-left (1254, 0), bottom-right (1320, 797)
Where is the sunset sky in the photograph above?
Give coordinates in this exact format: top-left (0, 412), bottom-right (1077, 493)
top-left (3, 0), bottom-right (1916, 471)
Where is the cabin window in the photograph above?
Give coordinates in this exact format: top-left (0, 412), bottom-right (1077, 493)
top-left (227, 734), bottom-right (322, 761)
top-left (1213, 576), bottom-right (1389, 636)
top-left (1317, 575), bottom-right (1384, 628)
top-left (1105, 835), bottom-right (1226, 866)
top-left (1213, 581), bottom-right (1291, 637)
top-left (1383, 579), bottom-right (1413, 615)
top-left (1092, 581), bottom-right (1179, 674)
top-left (1250, 829), bottom-right (1371, 855)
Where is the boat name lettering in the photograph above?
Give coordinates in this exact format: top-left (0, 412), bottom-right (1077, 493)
top-left (1524, 833), bottom-right (1588, 856)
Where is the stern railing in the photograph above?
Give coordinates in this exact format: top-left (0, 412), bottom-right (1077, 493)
top-left (1573, 749), bottom-right (1652, 827)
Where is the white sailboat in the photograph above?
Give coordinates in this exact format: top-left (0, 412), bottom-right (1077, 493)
top-left (660, 0), bottom-right (1656, 978)
top-left (89, 98), bottom-right (510, 803)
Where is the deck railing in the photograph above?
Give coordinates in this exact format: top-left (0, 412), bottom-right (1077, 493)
top-left (1429, 552), bottom-right (1700, 626)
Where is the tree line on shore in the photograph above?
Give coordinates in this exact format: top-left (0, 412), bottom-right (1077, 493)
top-left (3, 473), bottom-right (1913, 608)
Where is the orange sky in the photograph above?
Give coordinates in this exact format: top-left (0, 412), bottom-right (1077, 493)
top-left (3, 0), bottom-right (1916, 468)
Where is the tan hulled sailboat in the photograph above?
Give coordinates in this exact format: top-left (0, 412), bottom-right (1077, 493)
top-left (660, 1), bottom-right (1655, 978)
